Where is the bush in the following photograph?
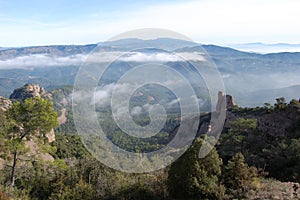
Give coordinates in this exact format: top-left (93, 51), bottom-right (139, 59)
top-left (49, 179), bottom-right (96, 200)
top-left (167, 137), bottom-right (225, 199)
top-left (223, 153), bottom-right (260, 198)
top-left (0, 186), bottom-right (9, 200)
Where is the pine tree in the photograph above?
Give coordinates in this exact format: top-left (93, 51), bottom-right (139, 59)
top-left (223, 152), bottom-right (259, 196)
top-left (167, 137), bottom-right (225, 199)
top-left (5, 97), bottom-right (58, 190)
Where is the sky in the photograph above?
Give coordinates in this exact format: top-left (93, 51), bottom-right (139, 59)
top-left (1, 0), bottom-right (300, 47)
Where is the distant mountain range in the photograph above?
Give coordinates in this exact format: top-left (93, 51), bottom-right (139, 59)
top-left (0, 38), bottom-right (299, 106)
top-left (228, 42), bottom-right (300, 53)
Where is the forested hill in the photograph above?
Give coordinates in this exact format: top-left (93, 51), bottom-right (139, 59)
top-left (0, 38), bottom-right (300, 106)
top-left (0, 84), bottom-right (300, 199)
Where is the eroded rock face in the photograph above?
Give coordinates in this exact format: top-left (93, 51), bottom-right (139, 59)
top-left (57, 108), bottom-right (67, 125)
top-left (0, 84), bottom-right (58, 167)
top-left (25, 139), bottom-right (54, 162)
top-left (216, 91), bottom-right (226, 111)
top-left (226, 94), bottom-right (236, 109)
top-left (8, 84), bottom-right (55, 143)
top-left (0, 96), bottom-right (12, 111)
top-left (45, 129), bottom-right (56, 143)
top-left (0, 158), bottom-right (5, 170)
top-left (9, 83), bottom-right (52, 101)
top-left (216, 91), bottom-right (236, 111)
top-left (227, 104), bottom-right (300, 136)
top-left (169, 92), bottom-right (300, 141)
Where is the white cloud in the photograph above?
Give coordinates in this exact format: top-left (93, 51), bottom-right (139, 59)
top-left (131, 106), bottom-right (143, 116)
top-left (142, 103), bottom-right (152, 112)
top-left (93, 84), bottom-right (115, 106)
top-left (121, 52), bottom-right (180, 62)
top-left (197, 98), bottom-right (206, 108)
top-left (0, 51), bottom-right (207, 69)
top-left (1, 0), bottom-right (300, 46)
top-left (87, 51), bottom-right (186, 63)
top-left (136, 0), bottom-right (300, 44)
top-left (93, 83), bottom-right (138, 108)
top-left (221, 74), bottom-right (231, 79)
top-left (0, 54), bottom-right (86, 69)
top-left (167, 98), bottom-right (180, 108)
top-left (120, 52), bottom-right (205, 62)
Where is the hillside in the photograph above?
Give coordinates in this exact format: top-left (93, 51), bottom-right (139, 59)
top-left (0, 84), bottom-right (300, 199)
top-left (0, 38), bottom-right (300, 107)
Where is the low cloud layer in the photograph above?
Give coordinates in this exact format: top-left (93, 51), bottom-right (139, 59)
top-left (0, 54), bottom-right (87, 69)
top-left (120, 52), bottom-right (206, 62)
top-left (0, 51), bottom-right (206, 69)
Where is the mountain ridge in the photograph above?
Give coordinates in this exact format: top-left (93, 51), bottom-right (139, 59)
top-left (0, 38), bottom-right (300, 107)
top-left (1, 38), bottom-right (300, 59)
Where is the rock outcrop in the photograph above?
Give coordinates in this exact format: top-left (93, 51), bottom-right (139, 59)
top-left (57, 108), bottom-right (67, 125)
top-left (25, 139), bottom-right (55, 162)
top-left (0, 96), bottom-right (12, 111)
top-left (9, 83), bottom-right (52, 101)
top-left (0, 158), bottom-right (4, 170)
top-left (223, 103), bottom-right (300, 136)
top-left (0, 84), bottom-right (60, 169)
top-left (221, 95), bottom-right (300, 137)
top-left (169, 92), bottom-right (300, 141)
top-left (216, 91), bottom-right (226, 111)
top-left (8, 84), bottom-right (55, 143)
top-left (216, 91), bottom-right (236, 111)
top-left (226, 94), bottom-right (236, 109)
top-left (45, 129), bottom-right (56, 143)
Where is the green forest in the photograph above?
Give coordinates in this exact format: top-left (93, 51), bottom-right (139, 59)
top-left (0, 87), bottom-right (300, 199)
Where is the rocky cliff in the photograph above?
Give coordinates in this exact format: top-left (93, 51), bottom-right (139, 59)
top-left (216, 91), bottom-right (237, 111)
top-left (0, 84), bottom-right (58, 169)
top-left (0, 96), bottom-right (11, 111)
top-left (9, 83), bottom-right (52, 101)
top-left (169, 92), bottom-right (300, 140)
top-left (9, 84), bottom-right (55, 142)
top-left (225, 102), bottom-right (300, 136)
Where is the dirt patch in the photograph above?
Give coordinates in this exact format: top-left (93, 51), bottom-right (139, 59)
top-left (57, 108), bottom-right (67, 125)
top-left (0, 158), bottom-right (5, 170)
top-left (246, 179), bottom-right (300, 199)
top-left (25, 140), bottom-right (54, 162)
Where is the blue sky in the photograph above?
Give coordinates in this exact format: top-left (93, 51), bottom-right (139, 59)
top-left (1, 0), bottom-right (300, 47)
